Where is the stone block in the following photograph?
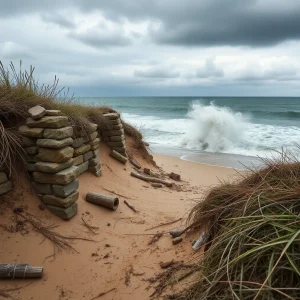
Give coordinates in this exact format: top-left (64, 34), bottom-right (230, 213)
top-left (89, 131), bottom-right (98, 141)
top-left (107, 119), bottom-right (121, 125)
top-left (42, 191), bottom-right (78, 208)
top-left (75, 161), bottom-right (89, 175)
top-left (33, 166), bottom-right (78, 185)
top-left (94, 169), bottom-right (102, 177)
top-left (35, 159), bottom-right (73, 173)
top-left (32, 182), bottom-right (52, 195)
top-left (112, 147), bottom-right (127, 155)
top-left (92, 150), bottom-right (99, 159)
top-left (102, 129), bottom-right (124, 137)
top-left (110, 135), bottom-right (125, 142)
top-left (47, 202), bottom-right (78, 220)
top-left (107, 141), bottom-right (125, 148)
top-left (88, 157), bottom-right (99, 167)
top-left (103, 112), bottom-right (120, 120)
top-left (90, 137), bottom-right (100, 146)
top-left (21, 136), bottom-right (36, 147)
top-left (24, 154), bottom-right (38, 163)
top-left (45, 110), bottom-right (62, 116)
top-left (36, 137), bottom-right (73, 149)
top-left (28, 105), bottom-right (46, 120)
top-left (73, 155), bottom-right (83, 166)
top-left (90, 144), bottom-right (100, 151)
top-left (113, 124), bottom-right (123, 130)
top-left (83, 151), bottom-right (94, 161)
top-left (27, 116), bottom-right (69, 129)
top-left (52, 179), bottom-right (79, 198)
top-left (26, 163), bottom-right (36, 172)
top-left (73, 144), bottom-right (91, 156)
top-left (24, 146), bottom-right (39, 155)
top-left (86, 123), bottom-right (98, 133)
top-left (44, 127), bottom-right (73, 140)
top-left (37, 147), bottom-right (74, 163)
top-left (19, 125), bottom-right (44, 138)
top-left (0, 181), bottom-right (12, 195)
top-left (0, 172), bottom-right (8, 184)
top-left (72, 137), bottom-right (84, 148)
top-left (89, 164), bottom-right (101, 174)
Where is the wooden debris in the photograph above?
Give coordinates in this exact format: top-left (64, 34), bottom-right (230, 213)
top-left (124, 200), bottom-right (137, 213)
top-left (90, 288), bottom-right (116, 300)
top-left (110, 150), bottom-right (127, 164)
top-left (131, 171), bottom-right (172, 187)
top-left (144, 168), bottom-right (151, 175)
top-left (145, 218), bottom-right (182, 232)
top-left (81, 217), bottom-right (99, 234)
top-left (169, 229), bottom-right (184, 238)
top-left (172, 237), bottom-right (183, 245)
top-left (130, 159), bottom-right (141, 169)
top-left (148, 232), bottom-right (163, 245)
top-left (169, 172), bottom-right (181, 181)
top-left (0, 264), bottom-right (43, 279)
top-left (159, 260), bottom-right (177, 269)
top-left (86, 193), bottom-right (119, 211)
top-left (151, 183), bottom-right (163, 188)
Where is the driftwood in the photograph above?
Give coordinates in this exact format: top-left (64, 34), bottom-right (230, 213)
top-left (131, 171), bottom-right (172, 187)
top-left (90, 288), bottom-right (116, 299)
top-left (124, 200), bottom-right (137, 213)
top-left (151, 183), bottom-right (163, 188)
top-left (148, 232), bottom-right (163, 245)
top-left (172, 237), bottom-right (183, 245)
top-left (145, 218), bottom-right (182, 232)
top-left (130, 159), bottom-right (141, 169)
top-left (169, 172), bottom-right (181, 181)
top-left (86, 193), bottom-right (119, 211)
top-left (0, 264), bottom-right (43, 279)
top-left (110, 150), bottom-right (127, 164)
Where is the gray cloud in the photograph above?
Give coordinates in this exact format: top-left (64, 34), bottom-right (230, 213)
top-left (196, 58), bottom-right (224, 78)
top-left (42, 13), bottom-right (75, 29)
top-left (134, 67), bottom-right (180, 78)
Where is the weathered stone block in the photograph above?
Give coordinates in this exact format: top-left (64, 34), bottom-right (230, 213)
top-left (52, 179), bottom-right (79, 198)
top-left (92, 150), bottom-right (99, 159)
top-left (103, 112), bottom-right (120, 120)
top-left (0, 181), bottom-right (12, 195)
top-left (75, 161), bottom-right (89, 175)
top-left (27, 116), bottom-right (69, 129)
top-left (43, 191), bottom-right (78, 208)
top-left (37, 147), bottom-right (74, 163)
top-left (94, 169), bottom-right (102, 177)
top-left (73, 155), bottom-right (83, 166)
top-left (89, 164), bottom-right (101, 174)
top-left (28, 105), bottom-right (46, 120)
top-left (24, 154), bottom-right (38, 163)
top-left (44, 127), bottom-right (73, 140)
top-left (24, 146), bottom-right (39, 155)
top-left (88, 157), bottom-right (99, 167)
top-left (89, 132), bottom-right (98, 141)
top-left (36, 137), bottom-right (73, 149)
top-left (107, 141), bottom-right (125, 148)
top-left (107, 119), bottom-right (121, 125)
top-left (73, 144), bottom-right (91, 156)
top-left (26, 163), bottom-right (36, 172)
top-left (102, 129), bottom-right (124, 137)
top-left (90, 144), bottom-right (99, 151)
top-left (83, 151), bottom-right (93, 161)
top-left (110, 135), bottom-right (125, 142)
top-left (33, 166), bottom-right (78, 185)
top-left (113, 124), bottom-right (123, 130)
top-left (21, 136), bottom-right (36, 147)
top-left (45, 110), bottom-right (62, 116)
top-left (90, 137), bottom-right (100, 146)
top-left (112, 147), bottom-right (127, 155)
top-left (35, 159), bottom-right (73, 173)
top-left (47, 202), bottom-right (78, 220)
top-left (32, 182), bottom-right (52, 195)
top-left (0, 172), bottom-right (8, 184)
top-left (72, 137), bottom-right (84, 148)
top-left (19, 125), bottom-right (44, 138)
top-left (86, 123), bottom-right (98, 133)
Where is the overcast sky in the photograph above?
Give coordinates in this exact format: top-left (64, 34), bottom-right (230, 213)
top-left (1, 0), bottom-right (300, 96)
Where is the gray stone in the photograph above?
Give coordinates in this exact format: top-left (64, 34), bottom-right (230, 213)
top-left (110, 135), bottom-right (125, 142)
top-left (86, 123), bottom-right (98, 133)
top-left (28, 105), bottom-right (46, 120)
top-left (44, 127), bottom-right (73, 140)
top-left (24, 154), bottom-right (38, 163)
top-left (0, 172), bottom-right (8, 184)
top-left (92, 150), bottom-right (99, 159)
top-left (107, 141), bottom-right (125, 148)
top-left (113, 124), bottom-right (123, 130)
top-left (73, 144), bottom-right (91, 156)
top-left (33, 166), bottom-right (78, 185)
top-left (83, 151), bottom-right (93, 161)
top-left (112, 147), bottom-right (127, 155)
top-left (32, 182), bottom-right (52, 195)
top-left (89, 164), bottom-right (101, 174)
top-left (26, 163), bottom-right (36, 172)
top-left (75, 161), bottom-right (89, 175)
top-left (103, 112), bottom-right (120, 120)
top-left (90, 138), bottom-right (100, 146)
top-left (37, 147), bottom-right (74, 163)
top-left (52, 179), bottom-right (79, 198)
top-left (45, 110), bottom-right (62, 116)
top-left (89, 132), bottom-right (98, 141)
top-left (0, 181), bottom-right (12, 195)
top-left (73, 155), bottom-right (83, 166)
top-left (72, 137), bottom-right (84, 148)
top-left (35, 159), bottom-right (73, 173)
top-left (90, 144), bottom-right (100, 151)
top-left (42, 191), bottom-right (79, 208)
top-left (88, 157), bottom-right (99, 167)
top-left (102, 129), bottom-right (124, 137)
top-left (94, 169), bottom-right (102, 177)
top-left (36, 137), bottom-right (73, 149)
top-left (24, 146), bottom-right (39, 155)
top-left (27, 116), bottom-right (69, 129)
top-left (19, 125), bottom-right (44, 138)
top-left (107, 119), bottom-right (121, 125)
top-left (21, 136), bottom-right (36, 147)
top-left (47, 202), bottom-right (78, 220)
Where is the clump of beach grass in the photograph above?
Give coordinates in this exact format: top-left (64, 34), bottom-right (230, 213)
top-left (174, 151), bottom-right (300, 300)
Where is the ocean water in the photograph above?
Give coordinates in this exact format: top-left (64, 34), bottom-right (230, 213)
top-left (75, 97), bottom-right (300, 168)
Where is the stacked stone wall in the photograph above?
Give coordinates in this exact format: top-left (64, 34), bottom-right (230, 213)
top-left (0, 168), bottom-right (13, 196)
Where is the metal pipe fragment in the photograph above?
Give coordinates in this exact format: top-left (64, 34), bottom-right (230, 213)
top-left (192, 232), bottom-right (210, 251)
top-left (86, 192), bottom-right (119, 210)
top-left (169, 229), bottom-right (184, 238)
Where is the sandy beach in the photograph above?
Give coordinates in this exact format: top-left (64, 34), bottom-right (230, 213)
top-left (0, 143), bottom-right (236, 300)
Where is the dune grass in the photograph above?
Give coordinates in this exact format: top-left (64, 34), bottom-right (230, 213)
top-left (174, 152), bottom-right (300, 300)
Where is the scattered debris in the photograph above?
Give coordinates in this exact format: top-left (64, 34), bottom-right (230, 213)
top-left (146, 218), bottom-right (182, 232)
top-left (172, 237), bottom-right (183, 245)
top-left (169, 172), bottom-right (181, 181)
top-left (86, 193), bottom-right (119, 211)
top-left (159, 260), bottom-right (180, 269)
top-left (130, 159), bottom-right (141, 169)
top-left (151, 183), bottom-right (163, 188)
top-left (131, 171), bottom-right (172, 187)
top-left (90, 288), bottom-right (116, 300)
top-left (169, 229), bottom-right (184, 238)
top-left (148, 232), bottom-right (163, 245)
top-left (125, 265), bottom-right (134, 286)
top-left (38, 203), bottom-right (46, 210)
top-left (107, 223), bottom-right (111, 227)
top-left (0, 264), bottom-right (43, 279)
top-left (102, 187), bottom-right (133, 200)
top-left (192, 232), bottom-right (210, 251)
top-left (81, 217), bottom-right (99, 234)
top-left (144, 168), bottom-right (151, 175)
top-left (124, 200), bottom-right (138, 213)
top-left (110, 150), bottom-right (127, 164)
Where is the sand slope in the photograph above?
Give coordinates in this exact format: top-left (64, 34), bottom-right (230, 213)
top-left (0, 143), bottom-right (235, 300)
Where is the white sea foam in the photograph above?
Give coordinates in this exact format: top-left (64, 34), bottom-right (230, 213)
top-left (122, 101), bottom-right (300, 158)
